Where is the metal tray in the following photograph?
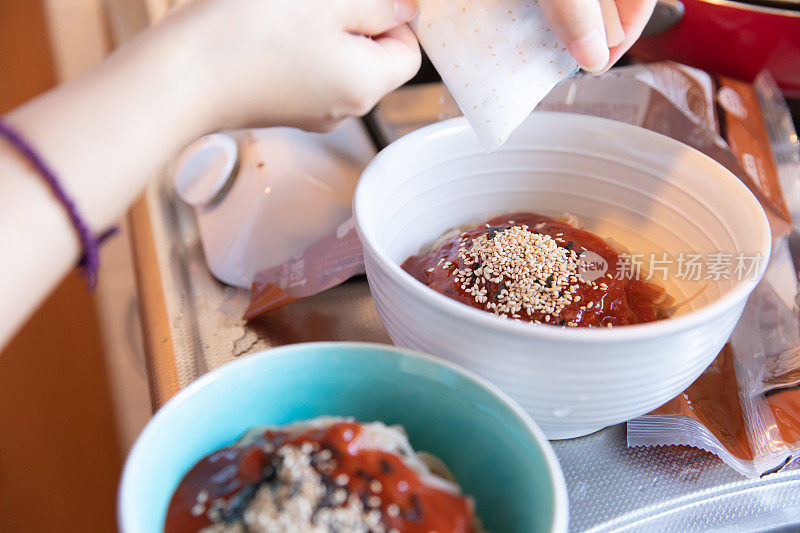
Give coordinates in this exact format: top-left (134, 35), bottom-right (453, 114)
top-left (138, 84), bottom-right (800, 532)
top-left (140, 172), bottom-right (800, 532)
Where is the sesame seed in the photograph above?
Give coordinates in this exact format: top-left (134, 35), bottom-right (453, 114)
top-left (450, 226), bottom-right (589, 321)
top-left (335, 473), bottom-right (349, 486)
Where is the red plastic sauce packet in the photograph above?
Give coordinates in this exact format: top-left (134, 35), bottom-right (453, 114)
top-left (244, 218), bottom-right (364, 320)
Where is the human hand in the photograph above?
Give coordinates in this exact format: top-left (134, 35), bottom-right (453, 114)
top-left (156, 0), bottom-right (421, 133)
top-left (540, 0), bottom-right (657, 74)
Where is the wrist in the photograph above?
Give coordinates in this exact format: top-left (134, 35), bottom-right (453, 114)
top-left (150, 0), bottom-right (294, 132)
top-left (4, 19), bottom-right (217, 234)
top-left (141, 0), bottom-right (256, 134)
top-left (128, 15), bottom-right (220, 140)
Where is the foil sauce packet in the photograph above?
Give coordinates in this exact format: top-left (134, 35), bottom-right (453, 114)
top-left (412, 0), bottom-right (577, 149)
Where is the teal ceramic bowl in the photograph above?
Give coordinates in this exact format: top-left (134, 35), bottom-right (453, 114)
top-left (118, 342), bottom-right (567, 532)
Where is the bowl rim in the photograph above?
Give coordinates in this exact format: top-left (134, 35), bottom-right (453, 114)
top-left (117, 341), bottom-right (568, 533)
top-left (353, 113), bottom-right (772, 343)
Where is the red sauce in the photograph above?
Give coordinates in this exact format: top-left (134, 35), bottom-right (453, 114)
top-left (401, 212), bottom-right (669, 327)
top-left (165, 422), bottom-right (475, 533)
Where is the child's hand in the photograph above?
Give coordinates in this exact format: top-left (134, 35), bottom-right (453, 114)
top-left (160, 0), bottom-right (421, 133)
top-left (540, 0), bottom-right (656, 74)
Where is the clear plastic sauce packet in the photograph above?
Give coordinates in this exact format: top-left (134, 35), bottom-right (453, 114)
top-left (626, 67), bottom-right (800, 477)
top-left (628, 275), bottom-right (800, 477)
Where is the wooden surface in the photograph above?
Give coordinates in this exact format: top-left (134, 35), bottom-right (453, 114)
top-left (107, 0), bottom-right (183, 408)
top-left (0, 273), bottom-right (123, 533)
top-left (128, 195), bottom-right (181, 408)
top-left (0, 1), bottom-right (122, 531)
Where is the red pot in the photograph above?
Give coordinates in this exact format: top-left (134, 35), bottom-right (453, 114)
top-left (631, 0), bottom-right (800, 97)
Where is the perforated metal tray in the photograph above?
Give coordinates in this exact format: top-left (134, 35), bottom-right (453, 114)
top-left (138, 84), bottom-right (800, 532)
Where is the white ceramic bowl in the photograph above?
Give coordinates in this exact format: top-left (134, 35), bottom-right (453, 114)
top-left (354, 113), bottom-right (771, 439)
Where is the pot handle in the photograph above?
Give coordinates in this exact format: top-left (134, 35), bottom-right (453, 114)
top-left (642, 0), bottom-right (685, 36)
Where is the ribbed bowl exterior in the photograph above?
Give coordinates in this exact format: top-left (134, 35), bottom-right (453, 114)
top-left (365, 252), bottom-right (745, 438)
top-left (354, 113), bottom-right (771, 439)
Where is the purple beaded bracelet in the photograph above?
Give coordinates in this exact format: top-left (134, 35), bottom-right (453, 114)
top-left (0, 118), bottom-right (115, 289)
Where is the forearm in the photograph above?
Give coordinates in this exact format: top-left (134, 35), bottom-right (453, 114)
top-left (0, 16), bottom-right (208, 347)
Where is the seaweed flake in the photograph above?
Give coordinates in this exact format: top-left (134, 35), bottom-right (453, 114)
top-left (355, 469), bottom-right (373, 482)
top-left (485, 226), bottom-right (505, 240)
top-left (404, 495), bottom-right (424, 523)
top-left (493, 282), bottom-right (506, 301)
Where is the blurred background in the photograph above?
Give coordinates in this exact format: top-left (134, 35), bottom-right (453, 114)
top-left (0, 1), bottom-right (156, 531)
